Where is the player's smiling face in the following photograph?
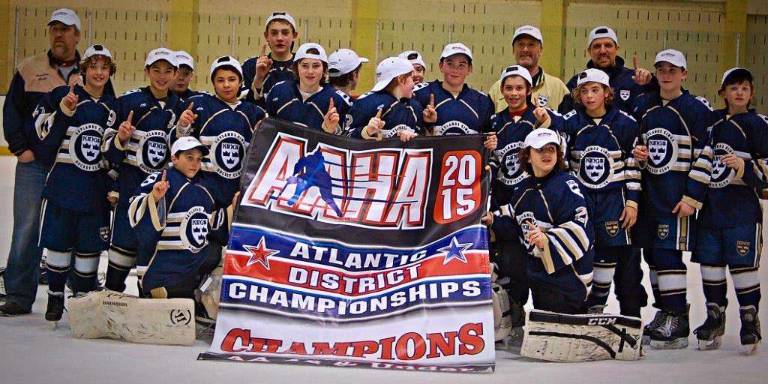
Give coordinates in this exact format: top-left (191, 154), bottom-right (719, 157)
top-left (172, 148), bottom-right (203, 178)
top-left (439, 55), bottom-right (472, 88)
top-left (213, 68), bottom-right (242, 103)
top-left (588, 38), bottom-right (618, 68)
top-left (84, 56), bottom-right (111, 90)
top-left (501, 75), bottom-right (530, 110)
top-left (578, 82), bottom-right (608, 116)
top-left (655, 62), bottom-right (686, 93)
top-left (722, 80), bottom-right (753, 112)
top-left (297, 58), bottom-right (325, 90)
top-left (264, 21), bottom-right (297, 58)
top-left (412, 64), bottom-right (425, 84)
top-left (145, 61), bottom-right (177, 93)
top-left (396, 72), bottom-right (416, 98)
top-left (513, 36), bottom-right (542, 69)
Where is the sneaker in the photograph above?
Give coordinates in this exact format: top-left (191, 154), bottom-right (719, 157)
top-left (694, 303), bottom-right (725, 350)
top-left (650, 306), bottom-right (690, 349)
top-left (642, 309), bottom-right (667, 345)
top-left (0, 301), bottom-right (32, 317)
top-left (45, 291), bottom-right (65, 322)
top-left (739, 306), bottom-right (762, 355)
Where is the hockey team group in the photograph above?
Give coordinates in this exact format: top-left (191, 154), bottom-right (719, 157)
top-left (0, 7), bottom-right (764, 357)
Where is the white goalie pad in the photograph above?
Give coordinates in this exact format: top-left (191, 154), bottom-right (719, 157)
top-left (521, 309), bottom-right (643, 362)
top-left (199, 266), bottom-right (223, 320)
top-left (491, 263), bottom-right (511, 342)
top-left (68, 290), bottom-right (196, 346)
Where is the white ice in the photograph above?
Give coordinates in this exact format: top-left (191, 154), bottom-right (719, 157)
top-left (0, 155), bottom-right (765, 384)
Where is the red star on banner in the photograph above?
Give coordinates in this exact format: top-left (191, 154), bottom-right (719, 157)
top-left (243, 236), bottom-right (279, 270)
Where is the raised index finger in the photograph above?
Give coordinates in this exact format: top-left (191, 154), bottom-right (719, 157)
top-left (186, 101), bottom-right (194, 111)
top-left (429, 93), bottom-right (435, 107)
top-left (328, 97), bottom-right (335, 112)
top-left (161, 169), bottom-right (167, 181)
top-left (260, 41), bottom-right (268, 57)
top-left (633, 54), bottom-right (639, 70)
top-left (126, 110), bottom-right (134, 124)
top-left (69, 82), bottom-right (76, 94)
top-left (375, 108), bottom-right (382, 119)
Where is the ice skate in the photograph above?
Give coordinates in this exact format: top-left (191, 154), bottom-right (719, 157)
top-left (694, 303), bottom-right (725, 351)
top-left (649, 308), bottom-right (689, 349)
top-left (642, 309), bottom-right (667, 345)
top-left (739, 307), bottom-right (761, 355)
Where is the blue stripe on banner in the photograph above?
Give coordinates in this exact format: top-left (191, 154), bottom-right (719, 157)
top-left (229, 224), bottom-right (489, 272)
top-left (220, 276), bottom-right (492, 322)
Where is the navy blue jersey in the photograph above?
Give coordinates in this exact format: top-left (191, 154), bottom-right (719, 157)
top-left (103, 87), bottom-right (184, 206)
top-left (265, 80), bottom-right (351, 131)
top-left (559, 56), bottom-right (658, 115)
top-left (31, 85), bottom-right (116, 213)
top-left (563, 105), bottom-right (641, 220)
top-left (242, 54), bottom-right (295, 104)
top-left (175, 88), bottom-right (203, 102)
top-left (128, 166), bottom-right (229, 292)
top-left (345, 90), bottom-right (424, 139)
top-left (633, 91), bottom-right (717, 218)
top-left (700, 109), bottom-right (768, 228)
top-left (177, 93), bottom-right (266, 207)
top-left (489, 103), bottom-right (564, 206)
top-left (491, 170), bottom-right (594, 299)
top-left (413, 81), bottom-right (495, 136)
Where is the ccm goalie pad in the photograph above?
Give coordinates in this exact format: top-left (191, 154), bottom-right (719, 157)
top-left (68, 290), bottom-right (195, 346)
top-left (521, 310), bottom-right (643, 362)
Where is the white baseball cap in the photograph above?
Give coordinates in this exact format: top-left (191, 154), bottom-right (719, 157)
top-left (328, 49), bottom-right (369, 77)
top-left (499, 65), bottom-right (532, 86)
top-left (210, 55), bottom-right (243, 80)
top-left (265, 11), bottom-right (297, 31)
top-left (82, 44), bottom-right (113, 61)
top-left (399, 50), bottom-right (427, 69)
top-left (721, 67), bottom-right (753, 87)
top-left (587, 26), bottom-right (618, 48)
top-left (48, 8), bottom-right (81, 31)
top-left (294, 43), bottom-right (328, 63)
top-left (513, 25), bottom-right (543, 45)
top-left (175, 50), bottom-right (194, 70)
top-left (172, 136), bottom-right (209, 157)
top-left (654, 49), bottom-right (687, 69)
top-left (145, 48), bottom-right (178, 68)
top-left (524, 128), bottom-right (561, 150)
top-left (371, 57), bottom-right (414, 92)
top-left (576, 68), bottom-right (610, 87)
top-left (440, 43), bottom-right (473, 62)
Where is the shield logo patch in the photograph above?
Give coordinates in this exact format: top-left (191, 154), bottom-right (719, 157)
top-left (504, 154), bottom-right (520, 177)
top-left (585, 157), bottom-right (606, 183)
top-left (191, 218), bottom-right (209, 245)
top-left (605, 221), bottom-right (620, 237)
top-left (80, 135), bottom-right (101, 162)
top-left (147, 141), bottom-right (167, 168)
top-left (537, 94), bottom-right (549, 107)
top-left (657, 224), bottom-right (670, 240)
top-left (220, 142), bottom-right (240, 171)
top-left (620, 89), bottom-right (630, 101)
top-left (648, 139), bottom-right (668, 165)
top-left (736, 241), bottom-right (751, 257)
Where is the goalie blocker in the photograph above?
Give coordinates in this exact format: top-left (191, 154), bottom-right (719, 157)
top-left (521, 309), bottom-right (643, 362)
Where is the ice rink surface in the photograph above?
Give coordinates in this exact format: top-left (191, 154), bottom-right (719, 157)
top-left (0, 156), bottom-right (765, 384)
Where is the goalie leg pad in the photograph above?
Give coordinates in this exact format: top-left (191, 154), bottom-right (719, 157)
top-left (521, 309), bottom-right (643, 362)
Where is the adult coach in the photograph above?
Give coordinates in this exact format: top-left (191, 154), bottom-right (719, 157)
top-left (1, 9), bottom-right (83, 316)
top-left (558, 26), bottom-right (654, 114)
top-left (488, 25), bottom-right (568, 112)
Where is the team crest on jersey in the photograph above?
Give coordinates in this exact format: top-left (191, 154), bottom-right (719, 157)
top-left (99, 226), bottom-right (110, 242)
top-left (69, 123), bottom-right (105, 171)
top-left (566, 179), bottom-right (584, 198)
top-left (180, 206), bottom-right (209, 253)
top-left (495, 142), bottom-right (526, 185)
top-left (657, 224), bottom-right (670, 240)
top-left (516, 211), bottom-right (537, 248)
top-left (605, 221), bottom-right (620, 237)
top-left (536, 94), bottom-right (549, 107)
top-left (212, 131), bottom-right (247, 179)
top-left (620, 90), bottom-right (630, 101)
top-left (710, 143), bottom-right (736, 188)
top-left (136, 131), bottom-right (169, 173)
top-left (645, 128), bottom-right (678, 175)
top-left (436, 120), bottom-right (476, 136)
top-left (736, 240), bottom-right (751, 257)
top-left (579, 146), bottom-right (613, 188)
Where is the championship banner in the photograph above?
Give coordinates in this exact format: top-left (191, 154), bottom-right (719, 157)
top-left (199, 118), bottom-right (494, 373)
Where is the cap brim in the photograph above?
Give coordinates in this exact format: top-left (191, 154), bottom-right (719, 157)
top-left (371, 78), bottom-right (392, 92)
top-left (359, 57), bottom-right (370, 63)
top-left (174, 144), bottom-right (209, 157)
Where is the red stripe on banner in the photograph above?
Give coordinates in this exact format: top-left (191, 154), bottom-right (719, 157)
top-left (222, 252), bottom-right (489, 296)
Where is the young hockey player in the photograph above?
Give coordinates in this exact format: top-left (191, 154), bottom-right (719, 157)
top-left (103, 48), bottom-right (184, 293)
top-left (633, 49), bottom-right (717, 348)
top-left (345, 56), bottom-right (422, 141)
top-left (563, 68), bottom-right (646, 317)
top-left (265, 43), bottom-right (351, 134)
top-left (174, 56), bottom-right (265, 208)
top-left (328, 48), bottom-right (368, 98)
top-left (692, 67), bottom-right (765, 354)
top-left (243, 11), bottom-right (298, 104)
top-left (172, 50), bottom-right (200, 101)
top-left (413, 43), bottom-right (495, 137)
top-left (32, 44), bottom-right (117, 321)
top-left (485, 65), bottom-right (564, 338)
top-left (398, 50), bottom-right (427, 86)
top-left (129, 137), bottom-right (232, 299)
top-left (487, 128), bottom-right (594, 314)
